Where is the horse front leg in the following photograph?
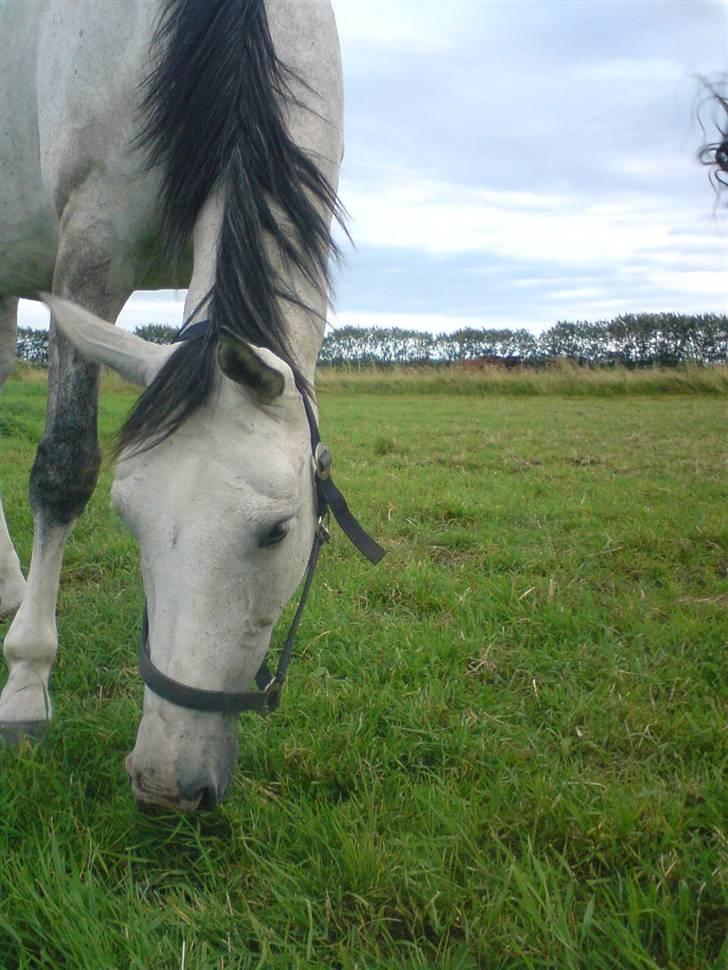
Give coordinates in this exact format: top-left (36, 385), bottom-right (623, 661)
top-left (0, 295), bottom-right (27, 616)
top-left (0, 218), bottom-right (132, 741)
top-left (0, 502), bottom-right (25, 617)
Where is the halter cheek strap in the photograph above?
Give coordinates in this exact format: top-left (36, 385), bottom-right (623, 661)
top-left (138, 322), bottom-right (384, 715)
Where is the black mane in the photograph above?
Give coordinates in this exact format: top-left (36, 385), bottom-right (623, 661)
top-left (118, 0), bottom-right (344, 454)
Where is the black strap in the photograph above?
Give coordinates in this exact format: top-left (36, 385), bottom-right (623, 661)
top-left (139, 531), bottom-right (325, 714)
top-left (140, 609), bottom-right (269, 714)
top-left (251, 528), bottom-right (324, 700)
top-left (176, 319), bottom-right (209, 342)
top-left (319, 477), bottom-right (385, 563)
top-left (301, 392), bottom-right (385, 564)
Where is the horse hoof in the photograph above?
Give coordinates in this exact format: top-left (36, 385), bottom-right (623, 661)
top-left (0, 720), bottom-right (49, 747)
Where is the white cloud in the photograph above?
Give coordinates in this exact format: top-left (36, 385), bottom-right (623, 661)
top-left (332, 0), bottom-right (474, 55)
top-left (339, 171), bottom-right (727, 307)
top-left (115, 291), bottom-right (187, 331)
top-left (581, 56), bottom-right (682, 84)
top-left (545, 287), bottom-right (605, 302)
top-left (634, 268), bottom-right (727, 297)
top-left (17, 300), bottom-right (50, 330)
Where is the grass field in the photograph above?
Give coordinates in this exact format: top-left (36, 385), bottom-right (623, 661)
top-left (1, 369), bottom-right (726, 969)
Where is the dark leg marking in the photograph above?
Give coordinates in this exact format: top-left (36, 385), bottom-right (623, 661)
top-left (29, 235), bottom-right (131, 528)
top-left (28, 342), bottom-right (101, 527)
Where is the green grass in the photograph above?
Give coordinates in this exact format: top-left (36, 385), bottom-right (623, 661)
top-left (1, 372), bottom-right (726, 968)
top-left (317, 362), bottom-right (728, 397)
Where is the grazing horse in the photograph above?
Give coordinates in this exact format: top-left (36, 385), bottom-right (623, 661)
top-left (0, 0), bottom-right (372, 810)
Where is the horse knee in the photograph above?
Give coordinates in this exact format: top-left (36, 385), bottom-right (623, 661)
top-left (29, 416), bottom-right (101, 526)
top-left (29, 351), bottom-right (101, 525)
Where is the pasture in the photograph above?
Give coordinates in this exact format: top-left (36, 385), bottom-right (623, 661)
top-left (1, 369), bottom-right (726, 969)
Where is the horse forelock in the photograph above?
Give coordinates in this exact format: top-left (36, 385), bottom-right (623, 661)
top-left (118, 0), bottom-right (344, 456)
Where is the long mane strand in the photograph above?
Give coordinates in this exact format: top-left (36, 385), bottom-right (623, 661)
top-left (118, 0), bottom-right (343, 454)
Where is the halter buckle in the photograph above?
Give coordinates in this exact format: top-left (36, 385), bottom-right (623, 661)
top-left (314, 443), bottom-right (333, 481)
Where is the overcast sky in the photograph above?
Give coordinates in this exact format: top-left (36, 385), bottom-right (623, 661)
top-left (19, 0), bottom-right (728, 335)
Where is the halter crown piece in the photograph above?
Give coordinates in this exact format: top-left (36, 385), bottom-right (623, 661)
top-left (138, 321), bottom-right (385, 715)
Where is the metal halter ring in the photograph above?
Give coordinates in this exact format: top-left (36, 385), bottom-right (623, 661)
top-left (315, 513), bottom-right (331, 544)
top-left (263, 678), bottom-right (282, 712)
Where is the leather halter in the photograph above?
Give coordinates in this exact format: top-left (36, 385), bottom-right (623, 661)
top-left (138, 322), bottom-right (384, 715)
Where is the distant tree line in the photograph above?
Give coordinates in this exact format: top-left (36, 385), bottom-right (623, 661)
top-left (16, 328), bottom-right (50, 366)
top-left (319, 314), bottom-right (727, 367)
top-left (15, 312), bottom-right (728, 369)
top-left (133, 323), bottom-right (179, 344)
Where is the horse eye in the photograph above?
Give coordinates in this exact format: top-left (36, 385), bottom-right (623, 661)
top-left (260, 521), bottom-right (289, 548)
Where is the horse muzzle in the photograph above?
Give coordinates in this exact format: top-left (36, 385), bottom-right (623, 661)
top-left (125, 706), bottom-right (239, 811)
top-left (125, 751), bottom-right (233, 811)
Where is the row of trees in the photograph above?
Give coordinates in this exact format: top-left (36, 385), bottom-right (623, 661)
top-left (319, 314), bottom-right (727, 366)
top-left (16, 328), bottom-right (51, 366)
top-left (16, 312), bottom-right (728, 369)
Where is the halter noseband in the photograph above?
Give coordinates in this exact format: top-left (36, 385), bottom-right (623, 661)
top-left (138, 322), bottom-right (384, 715)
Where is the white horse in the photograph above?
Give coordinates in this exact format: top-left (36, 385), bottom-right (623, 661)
top-left (0, 0), bottom-right (358, 810)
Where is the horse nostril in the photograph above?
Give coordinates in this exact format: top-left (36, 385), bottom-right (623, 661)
top-left (130, 780), bottom-right (207, 812)
top-left (126, 757), bottom-right (209, 811)
top-left (195, 785), bottom-right (219, 810)
top-left (135, 798), bottom-right (168, 816)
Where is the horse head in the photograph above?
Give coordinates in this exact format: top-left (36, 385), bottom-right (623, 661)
top-left (46, 295), bottom-right (317, 810)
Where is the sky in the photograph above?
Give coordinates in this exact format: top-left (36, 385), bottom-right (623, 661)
top-left (19, 0), bottom-right (728, 336)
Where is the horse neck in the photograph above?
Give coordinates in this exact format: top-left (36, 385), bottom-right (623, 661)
top-left (184, 190), bottom-right (325, 387)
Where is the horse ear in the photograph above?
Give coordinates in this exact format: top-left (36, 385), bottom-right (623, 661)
top-left (40, 293), bottom-right (175, 388)
top-left (216, 330), bottom-right (287, 402)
